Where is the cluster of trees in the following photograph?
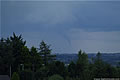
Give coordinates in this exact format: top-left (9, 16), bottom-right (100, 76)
top-left (0, 33), bottom-right (120, 80)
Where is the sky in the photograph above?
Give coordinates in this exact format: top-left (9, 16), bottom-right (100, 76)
top-left (1, 0), bottom-right (120, 53)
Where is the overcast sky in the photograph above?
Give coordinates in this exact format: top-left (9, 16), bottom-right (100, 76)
top-left (1, 1), bottom-right (120, 53)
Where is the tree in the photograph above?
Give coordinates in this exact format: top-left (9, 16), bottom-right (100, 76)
top-left (76, 50), bottom-right (89, 80)
top-left (0, 38), bottom-right (14, 76)
top-left (30, 46), bottom-right (42, 72)
top-left (20, 70), bottom-right (33, 80)
top-left (21, 46), bottom-right (31, 70)
top-left (91, 52), bottom-right (104, 78)
top-left (34, 66), bottom-right (49, 80)
top-left (9, 33), bottom-right (26, 72)
top-left (0, 33), bottom-right (27, 76)
top-left (91, 52), bottom-right (117, 78)
top-left (68, 61), bottom-right (76, 78)
top-left (48, 74), bottom-right (64, 80)
top-left (39, 40), bottom-right (56, 66)
top-left (11, 72), bottom-right (20, 80)
top-left (48, 61), bottom-right (67, 78)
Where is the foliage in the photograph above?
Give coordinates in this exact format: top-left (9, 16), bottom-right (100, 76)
top-left (39, 40), bottom-right (56, 66)
top-left (21, 46), bottom-right (32, 70)
top-left (11, 72), bottom-right (20, 80)
top-left (9, 33), bottom-right (26, 72)
top-left (76, 50), bottom-right (89, 80)
top-left (0, 38), bottom-right (13, 75)
top-left (30, 46), bottom-right (42, 72)
top-left (68, 61), bottom-right (76, 78)
top-left (48, 61), bottom-right (67, 78)
top-left (48, 74), bottom-right (64, 80)
top-left (0, 33), bottom-right (120, 80)
top-left (20, 69), bottom-right (33, 80)
top-left (34, 66), bottom-right (49, 80)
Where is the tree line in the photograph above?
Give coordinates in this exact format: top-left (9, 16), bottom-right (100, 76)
top-left (0, 33), bottom-right (120, 80)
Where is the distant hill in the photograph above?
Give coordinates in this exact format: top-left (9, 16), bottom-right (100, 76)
top-left (56, 53), bottom-right (120, 66)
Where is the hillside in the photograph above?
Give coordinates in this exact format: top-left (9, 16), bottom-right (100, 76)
top-left (56, 53), bottom-right (120, 66)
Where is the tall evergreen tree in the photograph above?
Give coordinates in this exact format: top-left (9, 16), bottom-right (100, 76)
top-left (76, 50), bottom-right (89, 80)
top-left (30, 46), bottom-right (42, 72)
top-left (68, 61), bottom-right (76, 78)
top-left (48, 61), bottom-right (67, 78)
top-left (21, 46), bottom-right (31, 70)
top-left (39, 41), bottom-right (56, 66)
top-left (9, 33), bottom-right (26, 72)
top-left (92, 52), bottom-right (108, 78)
top-left (0, 38), bottom-right (13, 75)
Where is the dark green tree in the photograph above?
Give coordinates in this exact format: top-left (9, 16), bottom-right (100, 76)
top-left (91, 52), bottom-right (104, 78)
top-left (21, 46), bottom-right (31, 70)
top-left (91, 52), bottom-right (118, 78)
top-left (48, 74), bottom-right (64, 80)
top-left (39, 40), bottom-right (56, 66)
top-left (20, 69), bottom-right (33, 80)
top-left (68, 61), bottom-right (76, 78)
top-left (9, 33), bottom-right (26, 72)
top-left (48, 61), bottom-right (67, 78)
top-left (34, 66), bottom-right (49, 80)
top-left (30, 46), bottom-right (42, 72)
top-left (11, 72), bottom-right (20, 80)
top-left (76, 50), bottom-right (89, 80)
top-left (0, 38), bottom-right (14, 76)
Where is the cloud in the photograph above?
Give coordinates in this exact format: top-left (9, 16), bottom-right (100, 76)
top-left (24, 1), bottom-right (120, 31)
top-left (1, 1), bottom-right (120, 53)
top-left (25, 2), bottom-right (76, 26)
top-left (68, 29), bottom-right (120, 53)
top-left (21, 28), bottom-right (120, 53)
top-left (2, 1), bottom-right (120, 30)
top-left (2, 0), bottom-right (120, 1)
top-left (21, 31), bottom-right (73, 53)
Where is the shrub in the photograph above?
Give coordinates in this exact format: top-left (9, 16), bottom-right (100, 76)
top-left (48, 74), bottom-right (64, 80)
top-left (11, 72), bottom-right (20, 80)
top-left (20, 69), bottom-right (33, 80)
top-left (34, 67), bottom-right (49, 80)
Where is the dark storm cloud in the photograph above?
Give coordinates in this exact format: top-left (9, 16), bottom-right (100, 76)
top-left (1, 1), bottom-right (120, 53)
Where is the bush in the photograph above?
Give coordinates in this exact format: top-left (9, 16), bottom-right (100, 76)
top-left (48, 74), bottom-right (64, 80)
top-left (11, 72), bottom-right (20, 80)
top-left (20, 69), bottom-right (33, 80)
top-left (34, 67), bottom-right (49, 80)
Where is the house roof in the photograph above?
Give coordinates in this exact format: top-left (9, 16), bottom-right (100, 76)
top-left (0, 75), bottom-right (10, 80)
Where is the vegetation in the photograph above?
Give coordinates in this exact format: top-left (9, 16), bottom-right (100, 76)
top-left (11, 72), bottom-right (20, 80)
top-left (0, 33), bottom-right (120, 80)
top-left (48, 74), bottom-right (64, 80)
top-left (39, 40), bottom-right (56, 66)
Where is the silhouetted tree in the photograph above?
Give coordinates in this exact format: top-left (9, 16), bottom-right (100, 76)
top-left (11, 72), bottom-right (20, 80)
top-left (10, 33), bottom-right (26, 72)
top-left (68, 61), bottom-right (76, 78)
top-left (21, 46), bottom-right (31, 70)
top-left (30, 46), bottom-right (42, 72)
top-left (48, 74), bottom-right (64, 80)
top-left (0, 38), bottom-right (13, 75)
top-left (76, 50), bottom-right (89, 80)
top-left (39, 41), bottom-right (56, 66)
top-left (48, 61), bottom-right (67, 78)
top-left (0, 33), bottom-right (120, 80)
